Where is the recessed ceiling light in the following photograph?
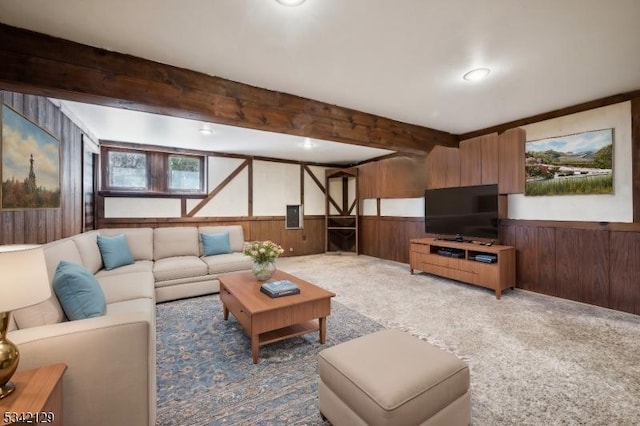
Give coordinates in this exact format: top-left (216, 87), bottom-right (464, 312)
top-left (276, 0), bottom-right (306, 6)
top-left (463, 68), bottom-right (491, 81)
top-left (199, 124), bottom-right (215, 136)
top-left (298, 137), bottom-right (316, 149)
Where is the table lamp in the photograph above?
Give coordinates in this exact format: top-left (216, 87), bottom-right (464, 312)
top-left (0, 246), bottom-right (51, 399)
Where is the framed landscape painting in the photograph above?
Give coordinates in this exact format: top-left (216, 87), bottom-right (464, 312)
top-left (525, 128), bottom-right (613, 196)
top-left (1, 104), bottom-right (60, 209)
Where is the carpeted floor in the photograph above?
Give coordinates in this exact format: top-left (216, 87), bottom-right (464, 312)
top-left (277, 254), bottom-right (640, 425)
top-left (156, 254), bottom-right (640, 425)
top-left (155, 295), bottom-right (383, 425)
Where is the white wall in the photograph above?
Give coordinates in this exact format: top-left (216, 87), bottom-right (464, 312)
top-left (104, 156), bottom-right (328, 219)
top-left (252, 160), bottom-right (300, 216)
top-left (361, 198), bottom-right (424, 217)
top-left (509, 101), bottom-right (632, 222)
top-left (361, 198), bottom-right (378, 216)
top-left (104, 197), bottom-right (181, 218)
top-left (304, 165), bottom-right (328, 215)
top-left (380, 198), bottom-right (424, 217)
top-left (328, 178), bottom-right (343, 215)
top-left (187, 157), bottom-right (248, 217)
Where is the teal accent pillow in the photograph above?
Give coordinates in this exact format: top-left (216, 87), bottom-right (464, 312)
top-left (201, 232), bottom-right (231, 256)
top-left (97, 234), bottom-right (134, 270)
top-left (52, 261), bottom-right (106, 321)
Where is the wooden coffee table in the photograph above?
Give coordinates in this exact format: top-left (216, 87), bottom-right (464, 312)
top-left (219, 270), bottom-right (335, 363)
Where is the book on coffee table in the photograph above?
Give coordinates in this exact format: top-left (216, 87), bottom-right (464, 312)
top-left (260, 280), bottom-right (300, 298)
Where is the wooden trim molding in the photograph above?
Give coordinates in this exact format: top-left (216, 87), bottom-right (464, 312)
top-left (460, 90), bottom-right (640, 140)
top-left (0, 23), bottom-right (457, 154)
top-left (632, 97), bottom-right (640, 222)
top-left (500, 218), bottom-right (640, 232)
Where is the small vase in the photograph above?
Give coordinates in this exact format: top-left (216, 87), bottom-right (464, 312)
top-left (252, 260), bottom-right (276, 281)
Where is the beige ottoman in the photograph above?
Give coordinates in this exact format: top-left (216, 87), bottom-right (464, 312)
top-left (318, 329), bottom-right (470, 426)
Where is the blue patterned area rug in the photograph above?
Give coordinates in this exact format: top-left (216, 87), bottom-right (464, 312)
top-left (155, 295), bottom-right (384, 425)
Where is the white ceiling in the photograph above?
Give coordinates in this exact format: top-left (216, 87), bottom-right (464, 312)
top-left (55, 100), bottom-right (392, 164)
top-left (2, 0), bottom-right (640, 162)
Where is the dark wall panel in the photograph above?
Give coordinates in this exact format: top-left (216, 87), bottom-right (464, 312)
top-left (556, 228), bottom-right (609, 306)
top-left (536, 227), bottom-right (556, 296)
top-left (363, 217), bottom-right (637, 315)
top-left (610, 231), bottom-right (640, 314)
top-left (515, 226), bottom-right (537, 291)
top-left (359, 217), bottom-right (427, 264)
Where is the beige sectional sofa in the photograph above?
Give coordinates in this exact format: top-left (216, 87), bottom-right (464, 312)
top-left (7, 225), bottom-right (252, 426)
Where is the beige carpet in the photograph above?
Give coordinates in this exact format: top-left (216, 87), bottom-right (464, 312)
top-left (277, 254), bottom-right (640, 426)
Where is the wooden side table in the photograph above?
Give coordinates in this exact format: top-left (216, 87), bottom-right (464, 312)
top-left (0, 363), bottom-right (67, 426)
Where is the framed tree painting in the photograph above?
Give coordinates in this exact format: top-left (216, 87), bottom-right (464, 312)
top-left (525, 128), bottom-right (613, 196)
top-left (1, 104), bottom-right (60, 209)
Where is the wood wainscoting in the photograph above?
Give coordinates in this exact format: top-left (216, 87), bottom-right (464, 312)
top-left (98, 216), bottom-right (326, 257)
top-left (502, 219), bottom-right (640, 315)
top-left (359, 216), bottom-right (640, 316)
top-left (360, 216), bottom-right (428, 263)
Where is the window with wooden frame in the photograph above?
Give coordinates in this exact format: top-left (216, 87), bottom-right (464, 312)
top-left (101, 144), bottom-right (207, 197)
top-left (167, 154), bottom-right (205, 193)
top-left (106, 149), bottom-right (148, 191)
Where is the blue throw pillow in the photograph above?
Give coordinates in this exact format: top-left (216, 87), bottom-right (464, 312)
top-left (52, 261), bottom-right (106, 321)
top-left (97, 234), bottom-right (134, 270)
top-left (201, 232), bottom-right (231, 256)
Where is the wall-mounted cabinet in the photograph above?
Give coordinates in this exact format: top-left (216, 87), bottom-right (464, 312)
top-left (427, 129), bottom-right (524, 194)
top-left (326, 168), bottom-right (358, 254)
top-left (425, 146), bottom-right (460, 189)
top-left (459, 137), bottom-right (483, 186)
top-left (358, 155), bottom-right (426, 199)
top-left (460, 133), bottom-right (499, 186)
top-left (498, 128), bottom-right (525, 194)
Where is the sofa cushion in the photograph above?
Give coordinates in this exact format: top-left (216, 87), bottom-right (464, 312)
top-left (99, 228), bottom-right (154, 261)
top-left (153, 256), bottom-right (208, 282)
top-left (201, 231), bottom-right (231, 256)
top-left (154, 227), bottom-right (199, 260)
top-left (201, 252), bottom-right (253, 276)
top-left (72, 231), bottom-right (103, 274)
top-left (97, 234), bottom-right (135, 270)
top-left (97, 272), bottom-right (155, 304)
top-left (106, 297), bottom-right (155, 317)
top-left (199, 225), bottom-right (245, 252)
top-left (43, 239), bottom-right (84, 284)
top-left (95, 260), bottom-right (154, 278)
top-left (12, 239), bottom-right (80, 329)
top-left (52, 261), bottom-right (106, 321)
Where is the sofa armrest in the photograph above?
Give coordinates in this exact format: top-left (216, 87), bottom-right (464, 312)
top-left (9, 313), bottom-right (154, 426)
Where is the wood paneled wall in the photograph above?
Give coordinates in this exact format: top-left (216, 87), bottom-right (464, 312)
top-left (501, 219), bottom-right (640, 315)
top-left (359, 215), bottom-right (640, 315)
top-left (1, 91), bottom-right (83, 244)
top-left (360, 216), bottom-right (428, 263)
top-left (98, 216), bottom-right (326, 257)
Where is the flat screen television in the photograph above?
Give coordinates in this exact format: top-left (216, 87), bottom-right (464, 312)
top-left (424, 184), bottom-right (499, 241)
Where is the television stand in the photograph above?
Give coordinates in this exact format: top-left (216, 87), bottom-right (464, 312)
top-left (435, 234), bottom-right (472, 243)
top-left (409, 238), bottom-right (516, 299)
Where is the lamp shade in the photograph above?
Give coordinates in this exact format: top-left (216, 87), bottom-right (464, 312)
top-left (0, 246), bottom-right (51, 312)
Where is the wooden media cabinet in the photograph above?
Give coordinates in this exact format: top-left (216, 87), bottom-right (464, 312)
top-left (409, 238), bottom-right (516, 299)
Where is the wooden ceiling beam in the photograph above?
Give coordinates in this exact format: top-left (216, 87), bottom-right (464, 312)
top-left (0, 23), bottom-right (458, 154)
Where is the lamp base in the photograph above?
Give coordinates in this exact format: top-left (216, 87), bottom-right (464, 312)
top-left (0, 311), bottom-right (20, 400)
top-left (0, 380), bottom-right (15, 399)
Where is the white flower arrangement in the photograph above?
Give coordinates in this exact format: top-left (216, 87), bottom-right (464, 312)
top-left (242, 240), bottom-right (284, 263)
